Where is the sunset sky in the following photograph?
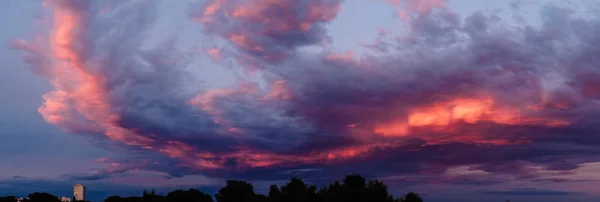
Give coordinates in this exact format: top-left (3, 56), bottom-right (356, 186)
top-left (1, 0), bottom-right (600, 201)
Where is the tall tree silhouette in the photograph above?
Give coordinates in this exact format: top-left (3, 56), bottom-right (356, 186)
top-left (342, 174), bottom-right (367, 202)
top-left (279, 178), bottom-right (317, 202)
top-left (365, 180), bottom-right (392, 202)
top-left (317, 181), bottom-right (343, 202)
top-left (404, 192), bottom-right (423, 202)
top-left (215, 180), bottom-right (256, 202)
top-left (267, 185), bottom-right (282, 202)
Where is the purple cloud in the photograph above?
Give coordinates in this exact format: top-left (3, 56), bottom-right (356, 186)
top-left (11, 0), bottom-right (600, 193)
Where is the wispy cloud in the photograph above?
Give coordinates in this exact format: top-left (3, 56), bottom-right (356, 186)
top-left (480, 188), bottom-right (583, 196)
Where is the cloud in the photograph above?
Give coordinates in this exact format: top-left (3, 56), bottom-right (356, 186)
top-left (13, 0), bottom-right (600, 190)
top-left (480, 188), bottom-right (583, 196)
top-left (192, 0), bottom-right (341, 67)
top-left (60, 159), bottom-right (147, 181)
top-left (10, 176), bottom-right (27, 180)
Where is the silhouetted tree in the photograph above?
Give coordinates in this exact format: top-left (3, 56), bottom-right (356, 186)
top-left (141, 189), bottom-right (164, 202)
top-left (0, 196), bottom-right (16, 202)
top-left (104, 195), bottom-right (125, 202)
top-left (317, 181), bottom-right (343, 202)
top-left (215, 180), bottom-right (256, 202)
top-left (365, 180), bottom-right (392, 202)
top-left (1, 174), bottom-right (422, 202)
top-left (342, 174), bottom-right (367, 202)
top-left (253, 194), bottom-right (267, 202)
top-left (267, 185), bottom-right (281, 202)
top-left (27, 192), bottom-right (61, 202)
top-left (279, 178), bottom-right (317, 202)
top-left (314, 175), bottom-right (402, 202)
top-left (404, 192), bottom-right (423, 202)
top-left (166, 189), bottom-right (213, 202)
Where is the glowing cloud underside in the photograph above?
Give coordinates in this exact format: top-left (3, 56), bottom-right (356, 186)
top-left (14, 0), bottom-right (600, 180)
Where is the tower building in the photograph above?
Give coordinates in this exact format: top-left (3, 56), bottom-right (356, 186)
top-left (73, 184), bottom-right (86, 201)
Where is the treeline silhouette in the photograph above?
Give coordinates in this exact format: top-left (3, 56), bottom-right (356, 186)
top-left (0, 193), bottom-right (74, 202)
top-left (0, 175), bottom-right (423, 202)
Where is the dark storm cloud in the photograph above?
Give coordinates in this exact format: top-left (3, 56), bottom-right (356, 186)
top-left (255, 3), bottom-right (600, 177)
top-left (13, 0), bottom-right (600, 185)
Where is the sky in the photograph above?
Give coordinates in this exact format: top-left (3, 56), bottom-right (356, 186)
top-left (1, 0), bottom-right (600, 201)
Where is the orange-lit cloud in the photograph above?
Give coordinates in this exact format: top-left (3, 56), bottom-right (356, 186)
top-left (324, 51), bottom-right (356, 64)
top-left (14, 0), bottom-right (600, 185)
top-left (261, 80), bottom-right (292, 101)
top-left (189, 82), bottom-right (257, 125)
top-left (379, 0), bottom-right (447, 29)
top-left (373, 97), bottom-right (569, 141)
top-left (406, 0), bottom-right (446, 14)
top-left (195, 0), bottom-right (342, 68)
top-left (204, 48), bottom-right (222, 62)
top-left (41, 1), bottom-right (153, 146)
top-left (379, 0), bottom-right (446, 14)
top-left (189, 80), bottom-right (294, 135)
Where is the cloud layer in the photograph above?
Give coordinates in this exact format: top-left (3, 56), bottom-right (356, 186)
top-left (13, 0), bottom-right (600, 187)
